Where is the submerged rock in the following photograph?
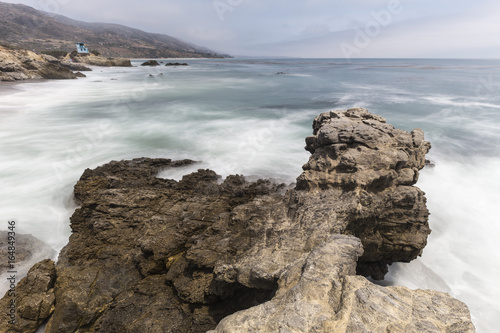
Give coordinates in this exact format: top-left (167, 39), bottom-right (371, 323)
top-left (165, 62), bottom-right (188, 66)
top-left (0, 232), bottom-right (55, 278)
top-left (0, 108), bottom-right (474, 332)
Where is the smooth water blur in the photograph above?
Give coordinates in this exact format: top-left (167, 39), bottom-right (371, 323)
top-left (1, 58), bottom-right (500, 331)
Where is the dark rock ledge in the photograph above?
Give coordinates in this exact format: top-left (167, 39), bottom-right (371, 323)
top-left (0, 108), bottom-right (475, 332)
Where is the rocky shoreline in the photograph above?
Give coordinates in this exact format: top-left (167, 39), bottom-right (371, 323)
top-left (0, 45), bottom-right (131, 82)
top-left (0, 108), bottom-right (475, 332)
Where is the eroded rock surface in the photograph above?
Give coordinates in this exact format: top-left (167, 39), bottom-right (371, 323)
top-left (0, 45), bottom-right (86, 81)
top-left (0, 259), bottom-right (56, 333)
top-left (1, 108), bottom-right (474, 332)
top-left (296, 108), bottom-right (432, 278)
top-left (209, 236), bottom-right (474, 333)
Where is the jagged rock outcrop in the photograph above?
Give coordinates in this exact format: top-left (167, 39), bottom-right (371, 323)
top-left (295, 107), bottom-right (432, 278)
top-left (0, 45), bottom-right (85, 81)
top-left (0, 259), bottom-right (56, 333)
top-left (0, 108), bottom-right (474, 332)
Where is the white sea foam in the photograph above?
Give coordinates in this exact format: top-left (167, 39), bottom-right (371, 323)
top-left (423, 95), bottom-right (500, 109)
top-left (384, 155), bottom-right (500, 332)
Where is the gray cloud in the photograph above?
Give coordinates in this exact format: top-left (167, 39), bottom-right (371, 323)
top-left (2, 0), bottom-right (499, 58)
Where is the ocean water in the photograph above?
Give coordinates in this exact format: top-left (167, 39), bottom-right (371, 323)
top-left (1, 58), bottom-right (499, 331)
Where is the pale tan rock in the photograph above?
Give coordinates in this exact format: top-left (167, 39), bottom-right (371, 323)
top-left (209, 237), bottom-right (474, 333)
top-left (0, 45), bottom-right (80, 81)
top-left (330, 276), bottom-right (475, 333)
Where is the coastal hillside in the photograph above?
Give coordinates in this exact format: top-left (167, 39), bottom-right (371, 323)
top-left (0, 1), bottom-right (227, 58)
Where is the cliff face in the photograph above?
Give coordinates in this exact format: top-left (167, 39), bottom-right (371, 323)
top-left (0, 108), bottom-right (475, 332)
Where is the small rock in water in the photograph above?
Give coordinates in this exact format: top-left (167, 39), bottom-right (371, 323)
top-left (425, 159), bottom-right (436, 167)
top-left (165, 62), bottom-right (188, 66)
top-left (141, 60), bottom-right (160, 66)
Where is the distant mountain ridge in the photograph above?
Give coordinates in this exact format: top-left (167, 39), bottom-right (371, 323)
top-left (0, 1), bottom-right (228, 58)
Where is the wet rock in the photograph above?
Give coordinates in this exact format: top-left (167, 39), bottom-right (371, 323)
top-left (0, 232), bottom-right (56, 301)
top-left (0, 259), bottom-right (56, 333)
top-left (141, 60), bottom-right (160, 66)
top-left (165, 62), bottom-right (188, 66)
top-left (0, 232), bottom-right (55, 277)
top-left (74, 71), bottom-right (86, 78)
top-left (44, 158), bottom-right (285, 332)
top-left (426, 159), bottom-right (436, 168)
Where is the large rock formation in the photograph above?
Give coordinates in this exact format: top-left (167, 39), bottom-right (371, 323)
top-left (0, 108), bottom-right (474, 332)
top-left (0, 45), bottom-right (86, 81)
top-left (296, 108), bottom-right (432, 278)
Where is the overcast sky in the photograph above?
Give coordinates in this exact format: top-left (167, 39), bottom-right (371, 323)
top-left (3, 0), bottom-right (500, 58)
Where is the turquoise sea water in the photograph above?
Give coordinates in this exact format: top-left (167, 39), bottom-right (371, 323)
top-left (1, 58), bottom-right (499, 331)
